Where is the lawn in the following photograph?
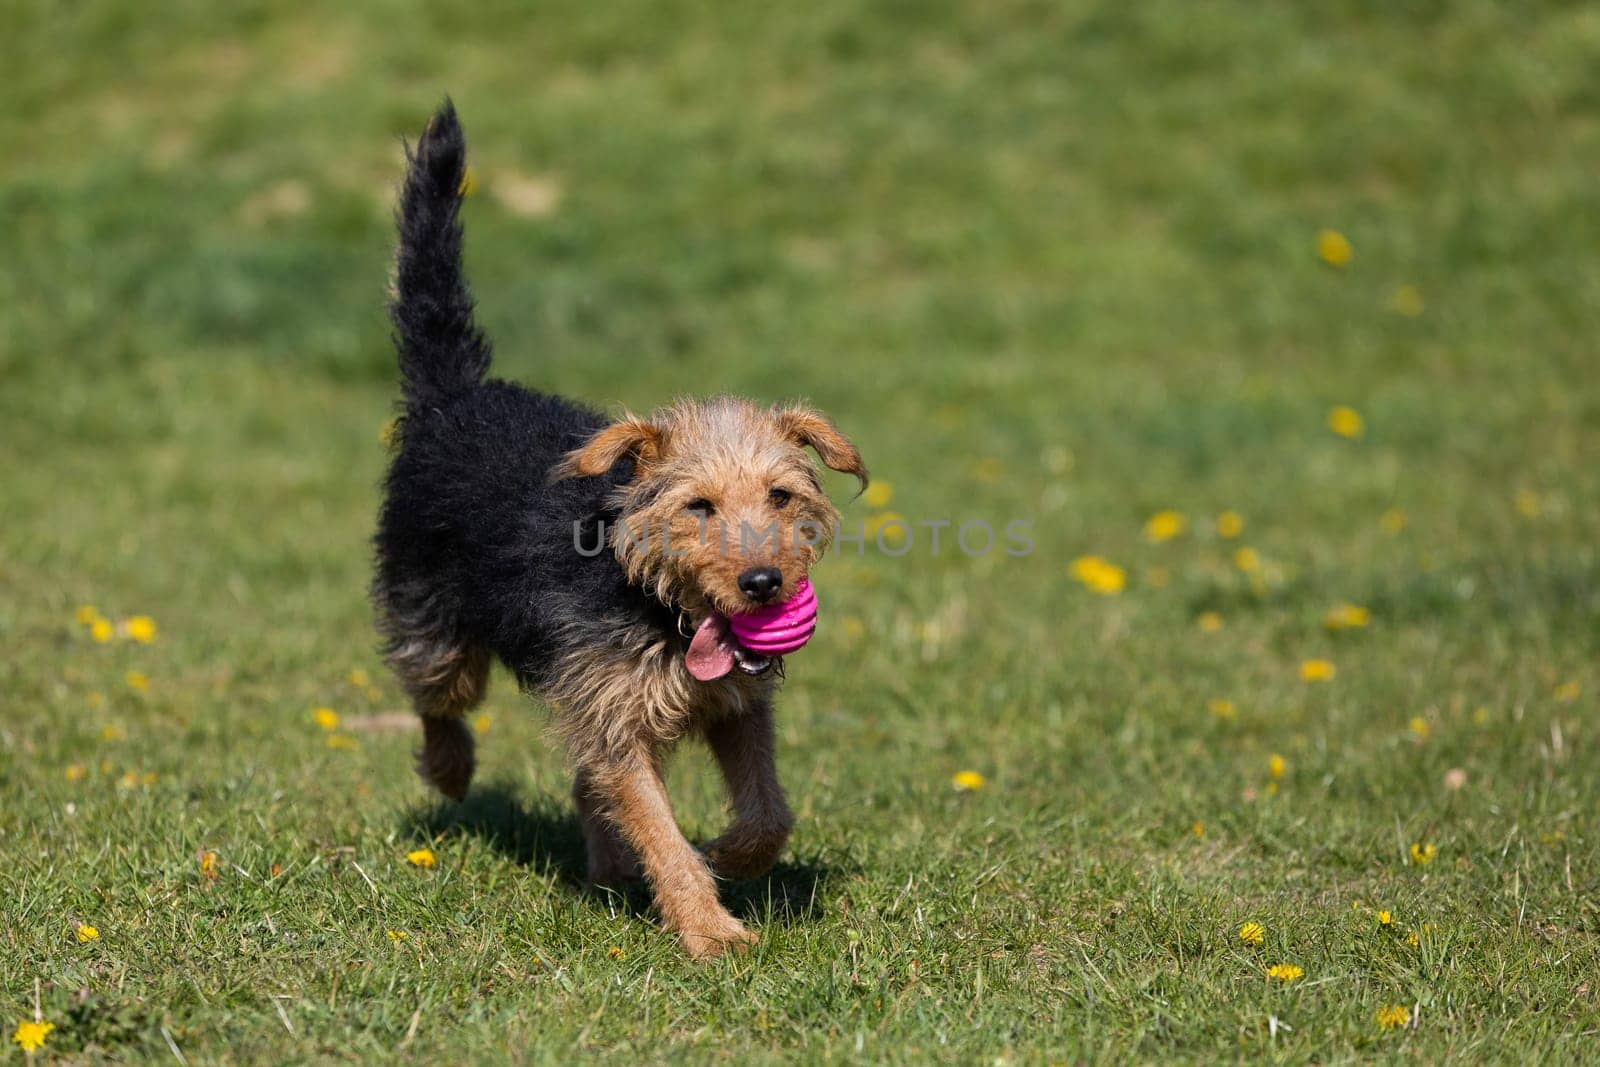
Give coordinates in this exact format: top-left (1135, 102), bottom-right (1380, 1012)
top-left (3, 0), bottom-right (1600, 1062)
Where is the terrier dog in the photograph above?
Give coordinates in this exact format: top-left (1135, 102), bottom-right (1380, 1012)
top-left (373, 103), bottom-right (866, 959)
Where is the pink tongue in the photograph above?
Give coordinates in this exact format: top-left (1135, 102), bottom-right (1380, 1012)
top-left (686, 614), bottom-right (736, 681)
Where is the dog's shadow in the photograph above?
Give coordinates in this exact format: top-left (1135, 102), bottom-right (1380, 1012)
top-left (402, 781), bottom-right (839, 925)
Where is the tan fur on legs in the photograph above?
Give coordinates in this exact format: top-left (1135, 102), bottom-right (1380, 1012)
top-left (573, 768), bottom-right (642, 887)
top-left (586, 751), bottom-right (757, 960)
top-left (701, 701), bottom-right (794, 881)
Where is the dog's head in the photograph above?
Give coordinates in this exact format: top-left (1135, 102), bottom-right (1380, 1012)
top-left (553, 396), bottom-right (866, 621)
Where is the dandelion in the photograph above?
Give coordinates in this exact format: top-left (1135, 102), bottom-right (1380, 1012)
top-left (1380, 508), bottom-right (1407, 534)
top-left (200, 850), bottom-right (220, 881)
top-left (76, 605), bottom-right (102, 625)
top-left (1327, 405), bottom-right (1365, 439)
top-left (1514, 489), bottom-right (1541, 518)
top-left (1266, 963), bottom-right (1304, 982)
top-left (406, 848), bottom-right (437, 869)
top-left (1316, 228), bottom-right (1353, 267)
top-left (862, 480), bottom-right (894, 508)
top-left (1408, 716), bottom-right (1431, 740)
top-left (472, 712), bottom-right (492, 735)
top-left (1323, 603), bottom-right (1371, 630)
top-left (865, 511), bottom-right (909, 548)
top-left (1211, 510), bottom-right (1244, 539)
top-left (101, 724), bottom-right (125, 742)
top-left (1269, 754), bottom-right (1286, 779)
top-left (1376, 1004), bottom-right (1410, 1031)
top-left (125, 670), bottom-right (149, 693)
top-left (1377, 910), bottom-right (1394, 926)
top-left (608, 946), bottom-right (626, 960)
top-left (65, 764), bottom-right (87, 783)
top-left (1197, 611), bottom-right (1224, 632)
top-left (1406, 930), bottom-right (1420, 947)
top-left (76, 923), bottom-right (99, 942)
top-left (325, 734), bottom-right (359, 751)
top-left (1144, 510), bottom-right (1186, 543)
top-left (1238, 921), bottom-right (1265, 946)
top-left (1472, 707), bottom-right (1491, 726)
top-left (1390, 285), bottom-right (1425, 317)
top-left (1554, 681), bottom-right (1580, 703)
top-left (1232, 547), bottom-right (1260, 573)
top-left (91, 618), bottom-right (115, 643)
top-left (1191, 821), bottom-right (1205, 839)
top-left (11, 1020), bottom-right (55, 1054)
top-left (1207, 698), bottom-right (1236, 720)
top-left (1069, 556), bottom-right (1126, 595)
top-left (123, 615), bottom-right (157, 643)
top-left (952, 770), bottom-right (986, 791)
top-left (349, 668), bottom-right (371, 688)
top-left (313, 707), bottom-right (340, 731)
top-left (387, 929), bottom-right (409, 942)
top-left (1300, 659), bottom-right (1335, 682)
top-left (1409, 842), bottom-right (1437, 866)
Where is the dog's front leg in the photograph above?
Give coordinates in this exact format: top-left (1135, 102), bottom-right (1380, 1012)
top-left (700, 701), bottom-right (795, 882)
top-left (586, 750), bottom-right (757, 960)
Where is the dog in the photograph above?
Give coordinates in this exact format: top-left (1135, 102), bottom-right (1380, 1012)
top-left (373, 102), bottom-right (866, 959)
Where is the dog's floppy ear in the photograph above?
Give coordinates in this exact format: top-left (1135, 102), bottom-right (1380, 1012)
top-left (551, 416), bottom-right (664, 481)
top-left (776, 404), bottom-right (868, 493)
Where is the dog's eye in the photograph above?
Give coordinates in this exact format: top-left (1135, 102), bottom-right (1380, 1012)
top-left (768, 488), bottom-right (791, 509)
top-left (685, 498), bottom-right (715, 517)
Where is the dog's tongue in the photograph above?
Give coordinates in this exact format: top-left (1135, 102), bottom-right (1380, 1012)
top-left (686, 613), bottom-right (736, 681)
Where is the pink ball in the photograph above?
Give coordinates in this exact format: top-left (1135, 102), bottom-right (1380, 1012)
top-left (728, 579), bottom-right (818, 656)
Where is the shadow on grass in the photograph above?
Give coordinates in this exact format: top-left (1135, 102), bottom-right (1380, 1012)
top-left (402, 780), bottom-right (840, 927)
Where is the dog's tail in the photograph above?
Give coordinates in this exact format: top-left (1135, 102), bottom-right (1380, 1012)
top-left (391, 100), bottom-right (492, 408)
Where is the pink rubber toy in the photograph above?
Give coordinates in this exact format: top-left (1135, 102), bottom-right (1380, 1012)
top-left (728, 578), bottom-right (818, 655)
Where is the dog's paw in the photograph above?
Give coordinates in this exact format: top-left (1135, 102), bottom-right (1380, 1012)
top-left (677, 914), bottom-right (758, 961)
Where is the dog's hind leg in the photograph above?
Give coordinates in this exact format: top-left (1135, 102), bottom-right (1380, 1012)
top-left (380, 611), bottom-right (490, 800)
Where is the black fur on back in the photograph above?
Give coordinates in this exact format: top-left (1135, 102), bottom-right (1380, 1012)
top-left (375, 103), bottom-right (681, 693)
top-left (391, 99), bottom-right (493, 409)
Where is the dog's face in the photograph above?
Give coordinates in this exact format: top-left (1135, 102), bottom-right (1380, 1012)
top-left (555, 396), bottom-right (866, 618)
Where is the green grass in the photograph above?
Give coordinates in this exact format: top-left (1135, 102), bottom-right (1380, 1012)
top-left (4, 1), bottom-right (1600, 1061)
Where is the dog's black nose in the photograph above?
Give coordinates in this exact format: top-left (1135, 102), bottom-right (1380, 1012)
top-left (738, 566), bottom-right (783, 603)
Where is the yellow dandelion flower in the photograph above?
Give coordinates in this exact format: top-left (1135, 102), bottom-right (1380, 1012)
top-left (125, 670), bottom-right (149, 692)
top-left (472, 712), bottom-right (492, 735)
top-left (1323, 603), bottom-right (1371, 630)
top-left (123, 615), bottom-right (157, 643)
top-left (1380, 508), bottom-right (1407, 534)
top-left (1215, 511), bottom-right (1244, 539)
top-left (458, 166), bottom-right (477, 197)
top-left (1207, 698), bottom-right (1236, 720)
top-left (101, 724), bottom-right (125, 742)
top-left (861, 480), bottom-right (894, 508)
top-left (1197, 611), bottom-right (1224, 632)
top-left (1266, 963), bottom-right (1304, 982)
top-left (864, 511), bottom-right (908, 547)
top-left (1327, 405), bottom-right (1365, 439)
top-left (1268, 754), bottom-right (1286, 779)
top-left (1406, 930), bottom-right (1420, 947)
top-left (1377, 910), bottom-right (1394, 926)
top-left (1316, 228), bottom-right (1353, 267)
top-left (952, 770), bottom-right (986, 791)
top-left (349, 668), bottom-right (371, 688)
top-left (1409, 842), bottom-right (1437, 866)
top-left (1472, 706), bottom-right (1491, 726)
top-left (91, 618), bottom-right (115, 643)
top-left (406, 848), bottom-right (437, 869)
top-left (1238, 921), bottom-right (1265, 946)
top-left (1069, 556), bottom-right (1126, 595)
top-left (1514, 489), bottom-right (1541, 518)
top-left (387, 929), bottom-right (409, 942)
top-left (1144, 510), bottom-right (1186, 543)
top-left (200, 850), bottom-right (219, 881)
top-left (312, 707), bottom-right (340, 731)
top-left (325, 734), bottom-right (359, 750)
top-left (1191, 821), bottom-right (1205, 839)
top-left (1300, 659), bottom-right (1335, 682)
top-left (12, 1020), bottom-right (55, 1054)
top-left (76, 923), bottom-right (100, 942)
top-left (1232, 546), bottom-right (1260, 573)
top-left (1408, 716), bottom-right (1431, 740)
top-left (1554, 681), bottom-right (1580, 703)
top-left (608, 945), bottom-right (625, 960)
top-left (65, 764), bottom-right (87, 783)
top-left (1389, 284), bottom-right (1424, 317)
top-left (76, 605), bottom-right (102, 626)
top-left (1376, 1004), bottom-right (1410, 1031)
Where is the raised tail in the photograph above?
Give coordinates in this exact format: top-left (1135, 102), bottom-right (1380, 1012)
top-left (391, 100), bottom-right (492, 408)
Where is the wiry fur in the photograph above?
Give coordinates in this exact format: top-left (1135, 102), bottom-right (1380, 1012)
top-left (372, 102), bottom-right (866, 960)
